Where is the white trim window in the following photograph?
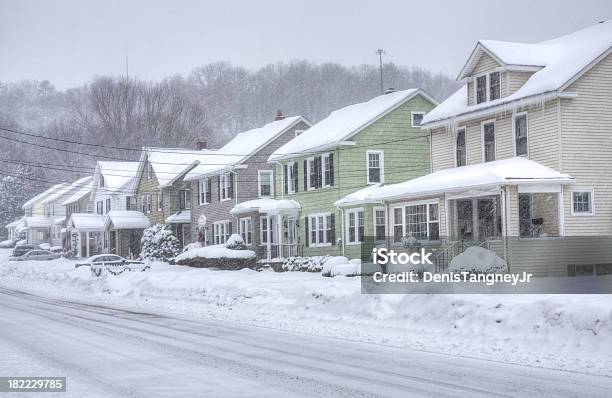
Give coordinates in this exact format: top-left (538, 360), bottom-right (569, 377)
top-left (489, 71), bottom-right (501, 100)
top-left (475, 71), bottom-right (501, 104)
top-left (345, 208), bottom-right (364, 244)
top-left (198, 178), bottom-right (210, 205)
top-left (308, 213), bottom-right (332, 247)
top-left (482, 121), bottom-right (495, 162)
top-left (411, 111), bottom-right (425, 127)
top-left (213, 221), bottom-right (230, 244)
top-left (239, 217), bottom-right (252, 245)
top-left (514, 113), bottom-right (528, 157)
top-left (392, 201), bottom-right (440, 242)
top-left (322, 153), bottom-right (331, 187)
top-left (455, 127), bottom-right (466, 167)
top-left (287, 161), bottom-right (296, 194)
top-left (179, 189), bottom-right (190, 210)
top-left (475, 75), bottom-right (487, 104)
top-left (373, 207), bottom-right (386, 241)
top-left (306, 157), bottom-right (316, 190)
top-left (260, 216), bottom-right (273, 244)
top-left (258, 170), bottom-right (273, 197)
top-left (571, 189), bottom-right (594, 216)
top-left (141, 194), bottom-right (152, 214)
top-left (366, 150), bottom-right (384, 184)
top-left (147, 162), bottom-right (153, 179)
top-left (220, 172), bottom-right (231, 201)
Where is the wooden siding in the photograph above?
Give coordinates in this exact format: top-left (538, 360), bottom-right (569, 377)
top-left (506, 71), bottom-right (533, 95)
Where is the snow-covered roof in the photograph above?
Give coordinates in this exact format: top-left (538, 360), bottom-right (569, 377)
top-left (335, 157), bottom-right (573, 206)
top-left (61, 177), bottom-right (94, 206)
top-left (52, 217), bottom-right (65, 225)
top-left (185, 116), bottom-right (310, 180)
top-left (140, 148), bottom-right (211, 188)
top-left (41, 177), bottom-right (91, 205)
top-left (5, 217), bottom-right (25, 229)
top-left (68, 213), bottom-right (106, 231)
top-left (24, 217), bottom-right (51, 228)
top-left (423, 21), bottom-right (612, 126)
top-left (104, 210), bottom-right (150, 230)
top-left (165, 210), bottom-right (191, 224)
top-left (269, 90), bottom-right (437, 161)
top-left (230, 198), bottom-right (301, 215)
top-left (95, 161), bottom-right (141, 193)
top-left (21, 184), bottom-right (64, 209)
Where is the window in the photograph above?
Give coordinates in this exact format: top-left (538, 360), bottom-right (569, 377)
top-left (141, 194), bottom-right (152, 214)
top-left (105, 198), bottom-right (111, 214)
top-left (239, 217), bottom-right (252, 245)
top-left (260, 216), bottom-right (274, 244)
top-left (476, 75), bottom-right (487, 104)
top-left (393, 202), bottom-right (439, 241)
top-left (147, 162), bottom-right (153, 179)
top-left (411, 112), bottom-right (425, 127)
top-left (308, 213), bottom-right (332, 247)
top-left (346, 209), bottom-right (365, 244)
top-left (482, 121), bottom-right (495, 162)
top-left (571, 190), bottom-right (594, 215)
top-left (455, 128), bottom-right (466, 167)
top-left (125, 196), bottom-right (133, 210)
top-left (220, 172), bottom-right (232, 200)
top-left (213, 221), bottom-right (230, 244)
top-left (294, 129), bottom-right (304, 137)
top-left (99, 175), bottom-right (105, 188)
top-left (367, 151), bottom-right (384, 184)
top-left (322, 154), bottom-right (331, 187)
top-left (514, 113), bottom-right (528, 157)
top-left (157, 191), bottom-right (163, 211)
top-left (307, 157), bottom-right (316, 190)
top-left (287, 161), bottom-right (296, 194)
top-left (374, 208), bottom-right (386, 241)
top-left (96, 201), bottom-right (103, 215)
top-left (258, 170), bottom-right (273, 197)
top-left (179, 189), bottom-right (190, 210)
top-left (198, 178), bottom-right (210, 205)
top-left (489, 71), bottom-right (500, 100)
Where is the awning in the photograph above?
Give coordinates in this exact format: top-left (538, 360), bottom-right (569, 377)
top-left (68, 213), bottom-right (106, 231)
top-left (165, 210), bottom-right (191, 224)
top-left (335, 157), bottom-right (573, 207)
top-left (24, 217), bottom-right (51, 228)
top-left (104, 210), bottom-right (150, 230)
top-left (230, 198), bottom-right (301, 216)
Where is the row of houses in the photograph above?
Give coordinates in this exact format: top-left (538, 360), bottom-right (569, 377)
top-left (7, 21), bottom-right (612, 276)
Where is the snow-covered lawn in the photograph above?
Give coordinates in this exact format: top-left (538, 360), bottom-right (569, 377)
top-left (0, 248), bottom-right (611, 377)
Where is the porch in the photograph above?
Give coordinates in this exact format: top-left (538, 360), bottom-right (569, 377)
top-left (165, 210), bottom-right (191, 249)
top-left (67, 213), bottom-right (106, 257)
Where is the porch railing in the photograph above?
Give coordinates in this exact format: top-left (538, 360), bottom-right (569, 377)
top-left (255, 244), bottom-right (303, 262)
top-left (433, 239), bottom-right (490, 272)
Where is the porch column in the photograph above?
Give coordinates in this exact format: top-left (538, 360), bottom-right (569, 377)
top-left (86, 231), bottom-right (90, 257)
top-left (266, 216), bottom-right (271, 262)
top-left (277, 215), bottom-right (283, 258)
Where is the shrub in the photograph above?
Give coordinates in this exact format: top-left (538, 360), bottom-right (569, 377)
top-left (282, 256), bottom-right (331, 272)
top-left (141, 223), bottom-right (180, 261)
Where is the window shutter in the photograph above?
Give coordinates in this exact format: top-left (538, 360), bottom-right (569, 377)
top-left (229, 173), bottom-right (235, 198)
top-left (303, 160), bottom-right (308, 190)
top-left (304, 217), bottom-right (309, 247)
top-left (330, 214), bottom-right (336, 245)
top-left (206, 179), bottom-right (212, 203)
top-left (228, 221), bottom-right (233, 235)
top-left (283, 164), bottom-right (288, 194)
top-left (293, 162), bottom-right (299, 193)
top-left (217, 176), bottom-right (221, 201)
top-left (329, 154), bottom-right (335, 186)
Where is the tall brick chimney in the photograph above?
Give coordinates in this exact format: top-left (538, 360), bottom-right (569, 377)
top-left (196, 139), bottom-right (207, 150)
top-left (274, 110), bottom-right (285, 121)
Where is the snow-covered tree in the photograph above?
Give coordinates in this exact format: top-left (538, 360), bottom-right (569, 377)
top-left (141, 224), bottom-right (180, 260)
top-left (0, 165), bottom-right (39, 229)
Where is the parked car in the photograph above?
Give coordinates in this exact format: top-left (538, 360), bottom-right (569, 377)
top-left (75, 254), bottom-right (149, 276)
top-left (9, 249), bottom-right (61, 261)
top-left (12, 244), bottom-right (39, 257)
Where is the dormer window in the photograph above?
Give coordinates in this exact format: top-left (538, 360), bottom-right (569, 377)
top-left (475, 71), bottom-right (501, 104)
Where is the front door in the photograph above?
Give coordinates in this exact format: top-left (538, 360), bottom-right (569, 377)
top-left (456, 200), bottom-right (473, 240)
top-left (286, 218), bottom-right (297, 257)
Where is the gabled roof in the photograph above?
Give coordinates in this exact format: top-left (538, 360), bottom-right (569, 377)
top-left (103, 210), bottom-right (150, 230)
top-left (335, 157), bottom-right (573, 206)
top-left (138, 147), bottom-right (211, 188)
top-left (93, 161), bottom-right (140, 194)
top-left (41, 176), bottom-right (92, 205)
top-left (185, 116), bottom-right (310, 180)
top-left (24, 217), bottom-right (51, 228)
top-left (62, 177), bottom-right (94, 206)
top-left (5, 217), bottom-right (25, 229)
top-left (22, 184), bottom-right (64, 209)
top-left (68, 213), bottom-right (106, 231)
top-left (269, 89), bottom-right (437, 161)
top-left (424, 20), bottom-right (612, 127)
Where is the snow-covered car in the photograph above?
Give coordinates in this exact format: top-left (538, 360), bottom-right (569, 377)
top-left (9, 249), bottom-right (61, 261)
top-left (75, 254), bottom-right (149, 276)
top-left (12, 244), bottom-right (39, 257)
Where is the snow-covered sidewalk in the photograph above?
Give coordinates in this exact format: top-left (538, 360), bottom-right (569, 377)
top-left (0, 248), bottom-right (611, 377)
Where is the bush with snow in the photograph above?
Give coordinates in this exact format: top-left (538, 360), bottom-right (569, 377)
top-left (175, 239), bottom-right (256, 270)
top-left (225, 234), bottom-right (246, 250)
top-left (0, 239), bottom-right (16, 248)
top-left (449, 246), bottom-right (508, 274)
top-left (282, 256), bottom-right (330, 272)
top-left (141, 224), bottom-right (180, 261)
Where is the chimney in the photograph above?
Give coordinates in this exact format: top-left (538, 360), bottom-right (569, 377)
top-left (196, 139), bottom-right (207, 150)
top-left (384, 88), bottom-right (395, 94)
top-left (274, 110), bottom-right (285, 121)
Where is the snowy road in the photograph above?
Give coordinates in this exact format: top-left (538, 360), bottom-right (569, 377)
top-left (0, 287), bottom-right (611, 398)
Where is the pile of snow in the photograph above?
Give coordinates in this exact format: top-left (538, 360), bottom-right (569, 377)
top-left (322, 257), bottom-right (382, 277)
top-left (182, 241), bottom-right (203, 252)
top-left (0, 240), bottom-right (15, 248)
top-left (174, 240), bottom-right (255, 262)
top-left (49, 246), bottom-right (63, 253)
top-left (38, 243), bottom-right (50, 250)
top-left (282, 256), bottom-right (332, 272)
top-left (449, 246), bottom-right (508, 274)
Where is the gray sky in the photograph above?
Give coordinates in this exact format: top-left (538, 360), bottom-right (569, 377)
top-left (1, 0), bottom-right (611, 89)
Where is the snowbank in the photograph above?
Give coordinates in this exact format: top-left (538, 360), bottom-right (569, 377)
top-left (175, 245), bottom-right (255, 261)
top-left (449, 246), bottom-right (509, 273)
top-left (0, 249), bottom-right (611, 376)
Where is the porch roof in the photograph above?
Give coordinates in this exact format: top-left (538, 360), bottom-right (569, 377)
top-left (5, 217), bottom-right (25, 229)
top-left (335, 157), bottom-right (573, 206)
top-left (68, 213), bottom-right (106, 231)
top-left (24, 217), bottom-right (51, 228)
top-left (103, 210), bottom-right (150, 230)
top-left (230, 198), bottom-right (301, 216)
top-left (165, 210), bottom-right (191, 224)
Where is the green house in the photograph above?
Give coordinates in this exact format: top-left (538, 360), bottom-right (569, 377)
top-left (267, 89), bottom-right (438, 260)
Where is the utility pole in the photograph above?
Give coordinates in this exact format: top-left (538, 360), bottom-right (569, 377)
top-left (376, 49), bottom-right (385, 94)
